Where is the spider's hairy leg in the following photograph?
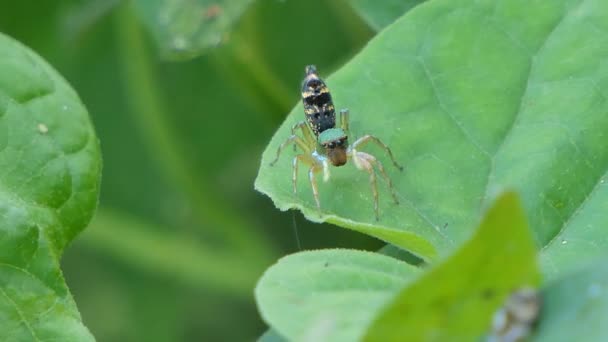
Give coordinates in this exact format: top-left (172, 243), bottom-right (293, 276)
top-left (369, 154), bottom-right (399, 205)
top-left (292, 154), bottom-right (315, 194)
top-left (291, 121), bottom-right (315, 151)
top-left (340, 108), bottom-right (349, 132)
top-left (351, 134), bottom-right (404, 171)
top-left (292, 156), bottom-right (300, 194)
top-left (308, 164), bottom-right (323, 214)
top-left (269, 134), bottom-right (311, 166)
top-left (351, 150), bottom-right (380, 220)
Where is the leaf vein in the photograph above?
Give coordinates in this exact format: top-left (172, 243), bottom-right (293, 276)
top-left (483, 0), bottom-right (580, 203)
top-left (0, 287), bottom-right (41, 342)
top-left (416, 57), bottom-right (491, 157)
top-left (542, 168), bottom-right (608, 251)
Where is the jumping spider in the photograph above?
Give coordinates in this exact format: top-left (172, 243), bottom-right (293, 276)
top-left (270, 65), bottom-right (403, 220)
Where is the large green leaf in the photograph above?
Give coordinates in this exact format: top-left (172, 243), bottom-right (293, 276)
top-left (255, 0), bottom-right (608, 272)
top-left (255, 249), bottom-right (421, 341)
top-left (365, 191), bottom-right (539, 341)
top-left (133, 0), bottom-right (253, 58)
top-left (349, 0), bottom-right (424, 31)
top-left (0, 33), bottom-right (100, 340)
top-left (532, 257), bottom-right (608, 341)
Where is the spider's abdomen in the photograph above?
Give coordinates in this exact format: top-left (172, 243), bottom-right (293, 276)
top-left (301, 65), bottom-right (336, 136)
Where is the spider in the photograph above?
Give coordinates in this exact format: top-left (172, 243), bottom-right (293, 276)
top-left (270, 65), bottom-right (403, 220)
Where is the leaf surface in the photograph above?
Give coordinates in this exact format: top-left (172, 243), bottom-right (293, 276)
top-left (349, 0), bottom-right (424, 31)
top-left (255, 0), bottom-right (608, 271)
top-left (255, 249), bottom-right (421, 341)
top-left (533, 258), bottom-right (608, 341)
top-left (365, 192), bottom-right (539, 341)
top-left (256, 192), bottom-right (539, 341)
top-left (0, 33), bottom-right (100, 340)
top-left (258, 328), bottom-right (287, 342)
top-left (133, 0), bottom-right (253, 58)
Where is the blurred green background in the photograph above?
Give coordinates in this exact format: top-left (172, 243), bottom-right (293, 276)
top-left (0, 1), bottom-right (387, 340)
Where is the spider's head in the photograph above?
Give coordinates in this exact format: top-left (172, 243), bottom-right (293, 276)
top-left (318, 128), bottom-right (348, 167)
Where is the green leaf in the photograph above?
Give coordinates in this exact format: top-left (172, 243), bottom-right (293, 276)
top-left (349, 0), bottom-right (425, 31)
top-left (132, 0), bottom-right (253, 58)
top-left (255, 192), bottom-right (539, 341)
top-left (255, 0), bottom-right (608, 271)
top-left (533, 257), bottom-right (608, 341)
top-left (258, 329), bottom-right (287, 342)
top-left (377, 243), bottom-right (423, 266)
top-left (0, 33), bottom-right (100, 340)
top-left (365, 191), bottom-right (539, 341)
top-left (255, 249), bottom-right (421, 341)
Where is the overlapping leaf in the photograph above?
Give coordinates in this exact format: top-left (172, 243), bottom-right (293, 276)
top-left (256, 192), bottom-right (541, 341)
top-left (255, 249), bottom-right (420, 341)
top-left (365, 192), bottom-right (539, 341)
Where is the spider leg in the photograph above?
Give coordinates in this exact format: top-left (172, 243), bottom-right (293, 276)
top-left (369, 155), bottom-right (399, 205)
top-left (292, 156), bottom-right (299, 194)
top-left (269, 134), bottom-right (310, 166)
top-left (351, 134), bottom-right (403, 171)
top-left (291, 121), bottom-right (315, 151)
top-left (308, 165), bottom-right (322, 214)
top-left (340, 108), bottom-right (349, 132)
top-left (292, 154), bottom-right (316, 194)
top-left (368, 169), bottom-right (379, 221)
top-left (351, 150), bottom-right (380, 221)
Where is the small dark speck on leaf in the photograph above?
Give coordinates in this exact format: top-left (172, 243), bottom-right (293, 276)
top-left (482, 288), bottom-right (495, 300)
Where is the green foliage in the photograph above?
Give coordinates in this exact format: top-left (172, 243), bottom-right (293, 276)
top-left (133, 0), bottom-right (253, 58)
top-left (534, 259), bottom-right (608, 341)
top-left (2, 0), bottom-right (608, 340)
top-left (255, 0), bottom-right (608, 340)
top-left (0, 0), bottom-right (382, 340)
top-left (256, 249), bottom-right (420, 341)
top-left (258, 328), bottom-right (287, 342)
top-left (256, 0), bottom-right (608, 271)
top-left (365, 192), bottom-right (539, 341)
top-left (349, 0), bottom-right (424, 31)
top-left (0, 33), bottom-right (100, 340)
top-left (255, 193), bottom-right (540, 341)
